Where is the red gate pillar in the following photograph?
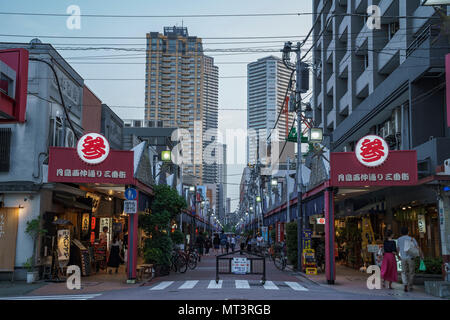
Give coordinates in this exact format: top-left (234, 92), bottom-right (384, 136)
top-left (325, 188), bottom-right (336, 284)
top-left (127, 192), bottom-right (139, 282)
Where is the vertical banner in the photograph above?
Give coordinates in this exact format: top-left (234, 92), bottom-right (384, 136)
top-left (0, 208), bottom-right (19, 272)
top-left (446, 54), bottom-right (450, 127)
top-left (81, 213), bottom-right (90, 233)
top-left (57, 229), bottom-right (71, 266)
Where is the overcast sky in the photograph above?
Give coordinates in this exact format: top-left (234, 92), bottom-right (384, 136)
top-left (1, 0), bottom-right (313, 212)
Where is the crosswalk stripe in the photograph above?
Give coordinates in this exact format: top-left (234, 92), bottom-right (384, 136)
top-left (263, 281), bottom-right (279, 290)
top-left (285, 282), bottom-right (308, 291)
top-left (178, 280), bottom-right (199, 289)
top-left (207, 280), bottom-right (223, 289)
top-left (235, 280), bottom-right (250, 289)
top-left (150, 281), bottom-right (174, 290)
top-left (0, 294), bottom-right (101, 300)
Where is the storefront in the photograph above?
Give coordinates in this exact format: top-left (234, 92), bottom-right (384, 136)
top-left (46, 134), bottom-right (154, 281)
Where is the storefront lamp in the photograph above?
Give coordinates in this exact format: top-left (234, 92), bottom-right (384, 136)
top-left (309, 127), bottom-right (323, 143)
top-left (161, 150), bottom-right (171, 162)
top-left (189, 186), bottom-right (195, 192)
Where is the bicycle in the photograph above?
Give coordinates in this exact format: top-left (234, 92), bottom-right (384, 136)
top-left (272, 242), bottom-right (287, 271)
top-left (171, 248), bottom-right (188, 273)
top-left (186, 247), bottom-right (198, 270)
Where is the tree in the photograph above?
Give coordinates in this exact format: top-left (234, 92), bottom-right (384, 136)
top-left (139, 185), bottom-right (187, 267)
top-left (25, 218), bottom-right (47, 272)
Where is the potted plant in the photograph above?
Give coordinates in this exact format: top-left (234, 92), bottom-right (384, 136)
top-left (23, 257), bottom-right (36, 283)
top-left (24, 218), bottom-right (47, 282)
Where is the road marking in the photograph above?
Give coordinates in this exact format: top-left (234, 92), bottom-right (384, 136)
top-left (0, 294), bottom-right (101, 300)
top-left (285, 282), bottom-right (308, 291)
top-left (178, 280), bottom-right (199, 289)
top-left (207, 280), bottom-right (223, 289)
top-left (150, 281), bottom-right (174, 290)
top-left (235, 280), bottom-right (250, 289)
top-left (263, 281), bottom-right (279, 290)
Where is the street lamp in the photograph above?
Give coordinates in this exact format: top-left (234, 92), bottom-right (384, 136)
top-left (271, 178), bottom-right (278, 186)
top-left (189, 186), bottom-right (195, 192)
top-left (161, 150), bottom-right (172, 162)
top-left (309, 128), bottom-right (324, 144)
top-left (256, 196), bottom-right (261, 202)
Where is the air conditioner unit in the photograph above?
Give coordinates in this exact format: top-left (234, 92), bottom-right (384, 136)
top-left (65, 128), bottom-right (76, 148)
top-left (445, 159), bottom-right (450, 175)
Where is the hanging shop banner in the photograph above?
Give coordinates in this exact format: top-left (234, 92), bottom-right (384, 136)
top-left (57, 229), bottom-right (71, 263)
top-left (81, 213), bottom-right (90, 233)
top-left (276, 222), bottom-right (284, 243)
top-left (261, 226), bottom-right (268, 242)
top-left (418, 214), bottom-right (426, 233)
top-left (330, 138), bottom-right (418, 187)
top-left (0, 208), bottom-right (19, 272)
top-left (48, 146), bottom-right (134, 185)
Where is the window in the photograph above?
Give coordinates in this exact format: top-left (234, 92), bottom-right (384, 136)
top-left (388, 22), bottom-right (400, 40)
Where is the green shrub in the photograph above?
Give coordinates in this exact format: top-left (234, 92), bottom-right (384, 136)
top-left (170, 230), bottom-right (185, 245)
top-left (286, 222), bottom-right (298, 270)
top-left (415, 257), bottom-right (443, 275)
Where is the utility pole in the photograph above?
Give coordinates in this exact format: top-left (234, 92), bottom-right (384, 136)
top-left (286, 157), bottom-right (290, 224)
top-left (283, 41), bottom-right (308, 272)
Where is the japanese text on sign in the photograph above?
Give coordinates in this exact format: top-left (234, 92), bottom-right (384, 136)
top-left (56, 169), bottom-right (127, 179)
top-left (231, 258), bottom-right (250, 275)
top-left (124, 200), bottom-right (137, 214)
top-left (337, 173), bottom-right (410, 183)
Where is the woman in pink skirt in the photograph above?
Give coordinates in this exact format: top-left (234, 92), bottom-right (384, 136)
top-left (381, 230), bottom-right (399, 289)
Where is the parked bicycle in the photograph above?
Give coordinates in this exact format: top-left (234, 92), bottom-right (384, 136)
top-left (171, 248), bottom-right (188, 273)
top-left (271, 242), bottom-right (287, 271)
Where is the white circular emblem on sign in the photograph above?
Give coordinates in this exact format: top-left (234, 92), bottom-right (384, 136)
top-left (355, 135), bottom-right (389, 167)
top-left (77, 133), bottom-right (110, 165)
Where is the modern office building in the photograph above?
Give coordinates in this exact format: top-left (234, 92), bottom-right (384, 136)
top-left (144, 26), bottom-right (218, 186)
top-left (217, 143), bottom-right (227, 219)
top-left (247, 56), bottom-right (293, 166)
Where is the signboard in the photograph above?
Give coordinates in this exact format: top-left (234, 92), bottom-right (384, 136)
top-left (316, 218), bottom-right (326, 225)
top-left (368, 244), bottom-right (381, 253)
top-left (125, 188), bottom-right (137, 201)
top-left (355, 135), bottom-right (389, 167)
top-left (124, 200), bottom-right (137, 214)
top-left (306, 268), bottom-right (318, 275)
top-left (57, 229), bottom-right (71, 265)
top-left (303, 229), bottom-right (312, 250)
top-left (77, 133), bottom-right (110, 165)
top-left (330, 150), bottom-right (418, 187)
top-left (231, 257), bottom-right (250, 274)
top-left (276, 222), bottom-right (285, 242)
top-left (100, 218), bottom-right (112, 248)
top-left (0, 208), bottom-right (19, 272)
top-left (302, 249), bottom-right (317, 270)
top-left (48, 147), bottom-right (134, 185)
top-left (0, 49), bottom-right (29, 123)
top-left (81, 213), bottom-right (90, 233)
top-left (261, 226), bottom-right (268, 242)
top-left (418, 214), bottom-right (426, 233)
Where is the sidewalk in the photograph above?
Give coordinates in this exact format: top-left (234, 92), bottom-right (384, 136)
top-left (0, 265), bottom-right (141, 297)
top-left (301, 263), bottom-right (445, 300)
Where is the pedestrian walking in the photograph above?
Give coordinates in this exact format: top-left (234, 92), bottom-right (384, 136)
top-left (397, 227), bottom-right (423, 292)
top-left (213, 233), bottom-right (220, 255)
top-left (107, 235), bottom-right (123, 274)
top-left (380, 230), bottom-right (398, 289)
top-left (195, 233), bottom-right (205, 261)
top-left (230, 235), bottom-right (236, 252)
top-left (220, 231), bottom-right (227, 254)
top-left (205, 234), bottom-right (212, 256)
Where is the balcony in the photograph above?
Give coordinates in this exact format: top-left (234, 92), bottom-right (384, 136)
top-left (326, 73), bottom-right (335, 97)
top-left (355, 69), bottom-right (370, 98)
top-left (377, 30), bottom-right (403, 75)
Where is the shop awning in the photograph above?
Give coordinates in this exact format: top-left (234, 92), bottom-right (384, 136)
top-left (53, 193), bottom-right (92, 211)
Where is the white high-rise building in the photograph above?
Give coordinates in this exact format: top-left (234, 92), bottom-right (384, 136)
top-left (247, 56), bottom-right (293, 166)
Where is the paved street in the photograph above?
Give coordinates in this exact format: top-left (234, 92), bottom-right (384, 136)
top-left (1, 254), bottom-right (444, 300)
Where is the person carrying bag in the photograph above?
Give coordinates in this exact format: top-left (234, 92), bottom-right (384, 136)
top-left (397, 227), bottom-right (423, 292)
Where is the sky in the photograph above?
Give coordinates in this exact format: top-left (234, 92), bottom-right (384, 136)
top-left (1, 0), bottom-right (313, 212)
